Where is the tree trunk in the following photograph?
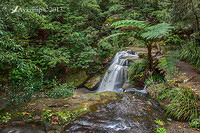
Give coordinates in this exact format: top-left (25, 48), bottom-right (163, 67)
top-left (194, 14), bottom-right (200, 45)
top-left (190, 0), bottom-right (200, 44)
top-left (141, 42), bottom-right (152, 83)
top-left (147, 42), bottom-right (152, 72)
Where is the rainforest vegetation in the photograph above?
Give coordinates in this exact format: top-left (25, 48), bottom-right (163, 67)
top-left (0, 0), bottom-right (200, 131)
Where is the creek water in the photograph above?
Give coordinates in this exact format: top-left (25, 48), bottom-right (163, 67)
top-left (64, 93), bottom-right (165, 133)
top-left (63, 50), bottom-right (165, 132)
top-left (98, 50), bottom-right (139, 93)
top-left (0, 50), bottom-right (166, 133)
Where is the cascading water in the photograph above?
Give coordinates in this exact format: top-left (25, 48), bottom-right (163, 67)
top-left (98, 50), bottom-right (139, 93)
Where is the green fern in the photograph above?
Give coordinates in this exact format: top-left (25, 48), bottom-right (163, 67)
top-left (141, 23), bottom-right (173, 39)
top-left (176, 42), bottom-right (200, 69)
top-left (111, 20), bottom-right (173, 39)
top-left (111, 20), bottom-right (148, 29)
top-left (103, 33), bottom-right (126, 40)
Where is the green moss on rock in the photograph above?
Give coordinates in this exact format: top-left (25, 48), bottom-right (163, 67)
top-left (0, 91), bottom-right (119, 129)
top-left (84, 76), bottom-right (101, 90)
top-left (66, 71), bottom-right (88, 87)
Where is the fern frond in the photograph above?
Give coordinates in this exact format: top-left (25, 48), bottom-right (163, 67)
top-left (111, 20), bottom-right (148, 29)
top-left (103, 33), bottom-right (126, 41)
top-left (141, 23), bottom-right (173, 39)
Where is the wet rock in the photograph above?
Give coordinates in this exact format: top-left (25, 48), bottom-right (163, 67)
top-left (0, 125), bottom-right (46, 133)
top-left (63, 93), bottom-right (166, 133)
top-left (84, 76), bottom-right (101, 90)
top-left (66, 71), bottom-right (88, 87)
top-left (127, 50), bottom-right (135, 55)
top-left (122, 81), bottom-right (133, 90)
top-left (0, 91), bottom-right (119, 131)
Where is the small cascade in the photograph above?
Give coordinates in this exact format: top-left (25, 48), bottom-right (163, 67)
top-left (98, 50), bottom-right (138, 93)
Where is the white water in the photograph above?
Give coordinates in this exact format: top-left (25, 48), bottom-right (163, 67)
top-left (98, 50), bottom-right (139, 92)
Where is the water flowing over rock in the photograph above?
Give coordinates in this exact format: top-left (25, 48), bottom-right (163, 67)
top-left (98, 51), bottom-right (139, 93)
top-left (64, 93), bottom-right (166, 133)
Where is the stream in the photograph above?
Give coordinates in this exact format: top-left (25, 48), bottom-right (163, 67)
top-left (64, 93), bottom-right (165, 133)
top-left (0, 50), bottom-right (166, 133)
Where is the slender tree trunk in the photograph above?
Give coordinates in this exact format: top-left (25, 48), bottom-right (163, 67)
top-left (190, 0), bottom-right (200, 44)
top-left (141, 42), bottom-right (152, 83)
top-left (194, 14), bottom-right (200, 45)
top-left (147, 42), bottom-right (152, 72)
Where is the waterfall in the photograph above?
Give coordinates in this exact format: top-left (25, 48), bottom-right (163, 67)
top-left (98, 50), bottom-right (139, 93)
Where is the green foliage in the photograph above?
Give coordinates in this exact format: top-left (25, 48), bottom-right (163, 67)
top-left (156, 56), bottom-right (178, 80)
top-left (176, 41), bottom-right (200, 68)
top-left (141, 23), bottom-right (173, 40)
top-left (154, 119), bottom-right (166, 133)
top-left (128, 60), bottom-right (146, 84)
top-left (46, 83), bottom-right (74, 99)
top-left (41, 47), bottom-right (70, 68)
top-left (157, 87), bottom-right (199, 121)
top-left (155, 127), bottom-right (167, 133)
top-left (41, 107), bottom-right (88, 125)
top-left (189, 118), bottom-right (200, 129)
top-left (154, 119), bottom-right (165, 126)
top-left (165, 34), bottom-right (185, 46)
top-left (0, 0), bottom-right (118, 105)
top-left (111, 20), bottom-right (173, 41)
top-left (0, 112), bottom-right (11, 124)
top-left (111, 20), bottom-right (148, 29)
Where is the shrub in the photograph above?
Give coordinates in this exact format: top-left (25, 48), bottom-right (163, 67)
top-left (157, 87), bottom-right (199, 121)
top-left (154, 119), bottom-right (166, 133)
top-left (176, 41), bottom-right (200, 69)
top-left (46, 83), bottom-right (74, 99)
top-left (189, 118), bottom-right (200, 129)
top-left (128, 59), bottom-right (147, 84)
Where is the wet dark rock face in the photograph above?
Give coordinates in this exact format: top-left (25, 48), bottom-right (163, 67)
top-left (0, 125), bottom-right (45, 133)
top-left (63, 93), bottom-right (166, 133)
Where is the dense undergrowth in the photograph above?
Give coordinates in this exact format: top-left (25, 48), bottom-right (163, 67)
top-left (128, 52), bottom-right (200, 129)
top-left (176, 41), bottom-right (200, 69)
top-left (147, 80), bottom-right (200, 129)
top-left (146, 58), bottom-right (199, 129)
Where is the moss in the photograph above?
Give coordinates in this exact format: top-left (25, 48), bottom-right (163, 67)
top-left (66, 71), bottom-right (88, 87)
top-left (104, 18), bottom-right (122, 25)
top-left (84, 76), bottom-right (101, 90)
top-left (0, 91), bottom-right (119, 128)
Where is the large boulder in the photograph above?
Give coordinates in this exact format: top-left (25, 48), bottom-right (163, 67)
top-left (66, 71), bottom-right (88, 87)
top-left (84, 76), bottom-right (101, 90)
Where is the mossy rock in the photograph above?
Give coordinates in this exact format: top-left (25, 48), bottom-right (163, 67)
top-left (84, 76), bottom-right (101, 90)
top-left (66, 71), bottom-right (88, 87)
top-left (0, 91), bottom-right (119, 131)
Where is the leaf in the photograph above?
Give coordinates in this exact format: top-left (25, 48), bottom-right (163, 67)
top-left (111, 20), bottom-right (148, 29)
top-left (24, 112), bottom-right (30, 115)
top-left (51, 121), bottom-right (58, 125)
top-left (141, 23), bottom-right (173, 40)
top-left (103, 33), bottom-right (126, 41)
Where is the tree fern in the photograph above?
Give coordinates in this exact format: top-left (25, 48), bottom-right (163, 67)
top-left (103, 33), bottom-right (126, 40)
top-left (107, 19), bottom-right (173, 77)
top-left (141, 23), bottom-right (173, 39)
top-left (111, 20), bottom-right (148, 29)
